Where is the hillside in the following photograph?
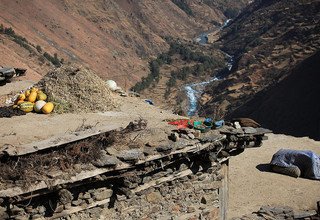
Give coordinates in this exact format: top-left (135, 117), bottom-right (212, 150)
top-left (229, 51), bottom-right (320, 141)
top-left (199, 0), bottom-right (320, 139)
top-left (0, 0), bottom-right (249, 87)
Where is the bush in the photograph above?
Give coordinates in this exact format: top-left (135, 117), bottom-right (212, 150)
top-left (43, 52), bottom-right (61, 67)
top-left (36, 45), bottom-right (42, 53)
top-left (4, 27), bottom-right (15, 36)
top-left (0, 25), bottom-right (34, 53)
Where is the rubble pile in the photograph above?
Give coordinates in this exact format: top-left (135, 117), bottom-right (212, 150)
top-left (232, 205), bottom-right (319, 220)
top-left (0, 119), bottom-right (270, 219)
top-left (36, 65), bottom-right (119, 113)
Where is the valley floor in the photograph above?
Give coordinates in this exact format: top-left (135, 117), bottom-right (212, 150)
top-left (228, 133), bottom-right (320, 219)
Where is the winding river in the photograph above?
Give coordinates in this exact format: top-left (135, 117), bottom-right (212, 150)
top-left (185, 19), bottom-right (233, 116)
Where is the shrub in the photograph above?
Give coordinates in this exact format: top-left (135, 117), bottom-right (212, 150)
top-left (36, 45), bottom-right (42, 53)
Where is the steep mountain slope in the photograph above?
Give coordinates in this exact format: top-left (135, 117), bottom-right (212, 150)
top-left (200, 0), bottom-right (320, 127)
top-left (0, 0), bottom-right (248, 87)
top-left (230, 51), bottom-right (320, 141)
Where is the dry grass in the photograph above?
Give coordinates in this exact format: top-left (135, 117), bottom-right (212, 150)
top-left (37, 64), bottom-right (119, 113)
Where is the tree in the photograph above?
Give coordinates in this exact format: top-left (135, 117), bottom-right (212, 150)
top-left (36, 45), bottom-right (42, 53)
top-left (4, 27), bottom-right (15, 36)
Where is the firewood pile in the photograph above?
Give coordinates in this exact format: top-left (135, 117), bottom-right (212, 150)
top-left (0, 119), bottom-right (271, 220)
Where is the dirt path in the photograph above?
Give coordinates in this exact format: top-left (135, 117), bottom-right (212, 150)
top-left (228, 133), bottom-right (320, 219)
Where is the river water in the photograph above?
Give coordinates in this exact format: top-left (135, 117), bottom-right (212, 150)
top-left (185, 19), bottom-right (233, 116)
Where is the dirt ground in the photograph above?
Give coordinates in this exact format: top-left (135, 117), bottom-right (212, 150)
top-left (0, 80), bottom-right (183, 149)
top-left (228, 133), bottom-right (320, 219)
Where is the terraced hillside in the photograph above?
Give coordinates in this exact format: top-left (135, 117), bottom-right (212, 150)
top-left (199, 0), bottom-right (320, 139)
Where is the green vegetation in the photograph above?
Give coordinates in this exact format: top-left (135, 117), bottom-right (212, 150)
top-left (44, 52), bottom-right (61, 67)
top-left (0, 24), bottom-right (62, 67)
top-left (172, 0), bottom-right (193, 16)
top-left (0, 25), bottom-right (33, 53)
top-left (132, 39), bottom-right (222, 97)
top-left (36, 45), bottom-right (42, 53)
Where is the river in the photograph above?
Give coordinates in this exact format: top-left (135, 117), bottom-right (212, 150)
top-left (185, 19), bottom-right (234, 116)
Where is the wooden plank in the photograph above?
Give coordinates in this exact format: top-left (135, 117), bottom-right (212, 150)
top-left (0, 124), bottom-right (122, 156)
top-left (219, 161), bottom-right (229, 220)
top-left (0, 139), bottom-right (224, 198)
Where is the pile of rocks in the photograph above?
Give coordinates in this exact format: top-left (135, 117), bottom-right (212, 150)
top-left (232, 206), bottom-right (319, 220)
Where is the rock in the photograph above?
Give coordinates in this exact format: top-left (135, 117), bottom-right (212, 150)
top-left (92, 150), bottom-right (120, 167)
top-left (0, 206), bottom-right (8, 219)
top-left (180, 134), bottom-right (190, 139)
top-left (59, 189), bottom-right (74, 205)
top-left (11, 206), bottom-right (25, 215)
top-left (193, 130), bottom-right (201, 138)
top-left (142, 176), bottom-right (152, 184)
top-left (259, 206), bottom-right (293, 216)
top-left (117, 149), bottom-right (145, 162)
top-left (143, 147), bottom-right (155, 156)
top-left (116, 195), bottom-right (126, 201)
top-left (234, 121), bottom-right (241, 129)
top-left (173, 139), bottom-right (193, 150)
top-left (78, 192), bottom-right (84, 199)
top-left (200, 134), bottom-right (223, 143)
top-left (25, 207), bottom-right (38, 215)
top-left (92, 188), bottom-right (113, 201)
top-left (83, 192), bottom-right (91, 200)
top-left (37, 206), bottom-right (46, 214)
top-left (106, 147), bottom-right (119, 156)
top-left (156, 145), bottom-right (173, 153)
top-left (202, 182), bottom-right (222, 190)
top-left (125, 119), bottom-right (147, 132)
top-left (169, 132), bottom-right (179, 142)
top-left (187, 133), bottom-right (195, 139)
top-left (187, 206), bottom-right (196, 213)
top-left (200, 195), bottom-right (214, 204)
top-left (86, 198), bottom-right (94, 204)
top-left (146, 192), bottom-right (162, 204)
top-left (32, 214), bottom-right (44, 220)
top-left (294, 210), bottom-right (317, 219)
top-left (207, 207), bottom-right (219, 220)
top-left (55, 205), bottom-right (64, 213)
top-left (242, 127), bottom-right (257, 134)
top-left (171, 204), bottom-right (181, 213)
top-left (72, 199), bottom-right (83, 206)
